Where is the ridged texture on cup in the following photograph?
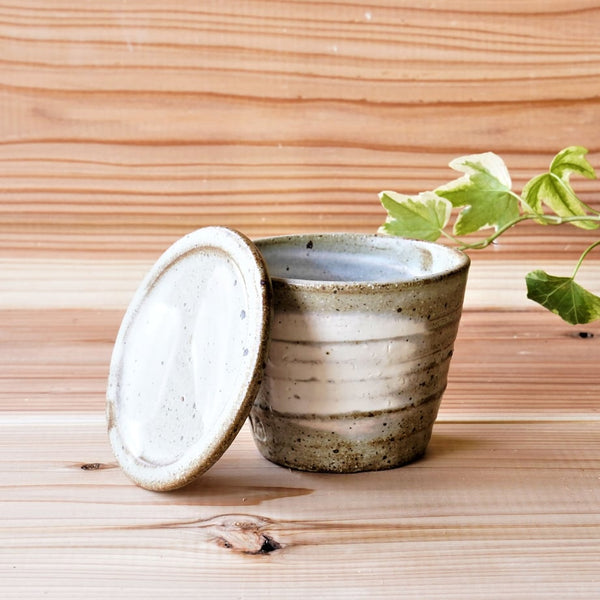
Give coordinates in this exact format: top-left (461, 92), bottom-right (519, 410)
top-left (250, 234), bottom-right (469, 473)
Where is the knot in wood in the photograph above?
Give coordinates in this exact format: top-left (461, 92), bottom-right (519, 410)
top-left (203, 514), bottom-right (283, 555)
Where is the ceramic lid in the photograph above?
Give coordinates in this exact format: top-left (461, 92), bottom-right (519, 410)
top-left (106, 227), bottom-right (271, 491)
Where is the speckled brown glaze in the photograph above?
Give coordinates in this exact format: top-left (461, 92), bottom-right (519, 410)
top-left (251, 392), bottom-right (442, 472)
top-left (251, 233), bottom-right (469, 473)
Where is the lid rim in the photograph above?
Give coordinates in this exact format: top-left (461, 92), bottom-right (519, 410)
top-left (107, 226), bottom-right (271, 492)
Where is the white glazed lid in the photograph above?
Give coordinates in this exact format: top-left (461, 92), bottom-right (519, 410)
top-left (107, 227), bottom-right (271, 491)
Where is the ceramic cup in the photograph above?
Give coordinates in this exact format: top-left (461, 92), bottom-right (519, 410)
top-left (250, 233), bottom-right (470, 473)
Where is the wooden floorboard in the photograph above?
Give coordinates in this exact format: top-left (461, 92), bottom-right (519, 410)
top-left (1, 418), bottom-right (599, 598)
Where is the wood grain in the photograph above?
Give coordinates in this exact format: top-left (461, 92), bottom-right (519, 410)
top-left (3, 256), bottom-right (600, 310)
top-left (1, 1), bottom-right (600, 256)
top-left (2, 2), bottom-right (600, 597)
top-left (2, 307), bottom-right (598, 416)
top-left (1, 417), bottom-right (599, 598)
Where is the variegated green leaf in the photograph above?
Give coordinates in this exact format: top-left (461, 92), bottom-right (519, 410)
top-left (526, 270), bottom-right (600, 324)
top-left (379, 191), bottom-right (452, 242)
top-left (522, 173), bottom-right (598, 230)
top-left (550, 146), bottom-right (596, 180)
top-left (435, 152), bottom-right (520, 236)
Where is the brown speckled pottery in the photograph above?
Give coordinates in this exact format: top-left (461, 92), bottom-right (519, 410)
top-left (251, 233), bottom-right (470, 473)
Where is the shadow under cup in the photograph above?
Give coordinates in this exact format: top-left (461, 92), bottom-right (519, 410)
top-left (250, 233), bottom-right (470, 473)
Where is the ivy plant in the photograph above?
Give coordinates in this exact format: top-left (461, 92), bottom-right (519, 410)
top-left (379, 146), bottom-right (600, 325)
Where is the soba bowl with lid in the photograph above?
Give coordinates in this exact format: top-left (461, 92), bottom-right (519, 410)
top-left (106, 227), bottom-right (469, 490)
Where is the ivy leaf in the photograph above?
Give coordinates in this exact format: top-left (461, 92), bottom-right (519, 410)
top-left (435, 152), bottom-right (520, 236)
top-left (522, 146), bottom-right (598, 229)
top-left (522, 173), bottom-right (598, 230)
top-left (550, 145), bottom-right (596, 180)
top-left (525, 270), bottom-right (600, 325)
top-left (379, 191), bottom-right (452, 242)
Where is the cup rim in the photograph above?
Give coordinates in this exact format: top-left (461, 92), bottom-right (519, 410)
top-left (254, 232), bottom-right (470, 290)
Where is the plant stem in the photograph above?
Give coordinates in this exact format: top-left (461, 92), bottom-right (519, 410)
top-left (439, 229), bottom-right (464, 245)
top-left (549, 214), bottom-right (600, 226)
top-left (457, 214), bottom-right (534, 250)
top-left (456, 213), bottom-right (600, 252)
top-left (572, 239), bottom-right (600, 278)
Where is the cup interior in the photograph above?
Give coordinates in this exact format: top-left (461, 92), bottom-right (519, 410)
top-left (255, 233), bottom-right (469, 284)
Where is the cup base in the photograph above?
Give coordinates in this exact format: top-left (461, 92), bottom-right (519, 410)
top-left (249, 397), bottom-right (441, 473)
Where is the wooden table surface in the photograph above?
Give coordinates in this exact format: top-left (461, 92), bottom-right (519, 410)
top-left (2, 1), bottom-right (600, 597)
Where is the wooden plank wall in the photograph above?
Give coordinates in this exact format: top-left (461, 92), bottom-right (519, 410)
top-left (2, 0), bottom-right (600, 260)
